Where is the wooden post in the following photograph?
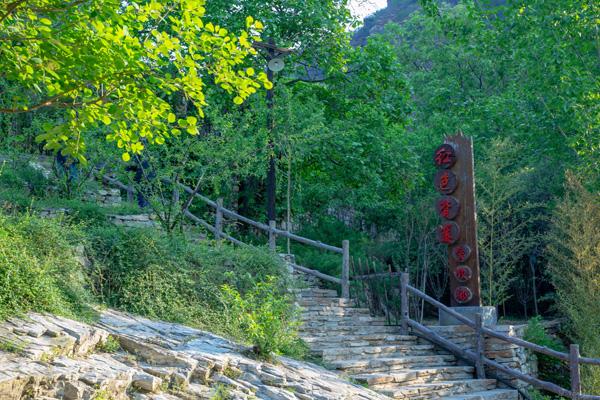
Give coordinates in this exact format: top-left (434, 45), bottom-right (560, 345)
top-left (341, 240), bottom-right (350, 299)
top-left (475, 313), bottom-right (486, 379)
top-left (434, 133), bottom-right (482, 307)
top-left (570, 344), bottom-right (581, 399)
top-left (127, 184), bottom-right (134, 203)
top-left (215, 198), bottom-right (224, 240)
top-left (268, 220), bottom-right (277, 251)
top-left (401, 272), bottom-right (409, 334)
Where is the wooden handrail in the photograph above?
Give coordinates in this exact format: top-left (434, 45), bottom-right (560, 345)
top-left (407, 319), bottom-right (575, 398)
top-left (177, 181), bottom-right (343, 253)
top-left (289, 263), bottom-right (342, 285)
top-left (406, 286), bottom-right (571, 361)
top-left (399, 273), bottom-right (600, 400)
top-left (102, 174), bottom-right (349, 295)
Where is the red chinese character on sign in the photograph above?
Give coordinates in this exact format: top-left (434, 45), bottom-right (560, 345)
top-left (434, 169), bottom-right (458, 194)
top-left (455, 286), bottom-right (473, 303)
top-left (451, 245), bottom-right (471, 263)
top-left (439, 198), bottom-right (451, 219)
top-left (433, 144), bottom-right (456, 168)
top-left (437, 222), bottom-right (459, 245)
top-left (436, 196), bottom-right (460, 220)
top-left (454, 266), bottom-right (472, 282)
top-left (440, 173), bottom-right (449, 190)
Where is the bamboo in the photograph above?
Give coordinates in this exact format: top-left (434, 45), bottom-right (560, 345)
top-left (353, 271), bottom-right (405, 280)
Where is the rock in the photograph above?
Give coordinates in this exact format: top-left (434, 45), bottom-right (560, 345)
top-left (0, 310), bottom-right (388, 399)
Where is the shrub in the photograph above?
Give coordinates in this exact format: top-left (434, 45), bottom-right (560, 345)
top-left (524, 316), bottom-right (569, 389)
top-left (86, 227), bottom-right (291, 339)
top-left (0, 161), bottom-right (51, 197)
top-left (0, 212), bottom-right (95, 321)
top-left (221, 276), bottom-right (307, 359)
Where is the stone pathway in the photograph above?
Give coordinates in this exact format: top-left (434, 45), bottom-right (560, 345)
top-left (0, 310), bottom-right (390, 399)
top-left (294, 287), bottom-right (519, 400)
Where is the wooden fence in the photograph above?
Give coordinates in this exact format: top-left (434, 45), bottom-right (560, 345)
top-left (102, 174), bottom-right (350, 298)
top-left (395, 271), bottom-right (600, 400)
top-left (103, 174), bottom-right (600, 399)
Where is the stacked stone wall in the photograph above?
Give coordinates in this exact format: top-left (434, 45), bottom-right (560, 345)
top-left (429, 324), bottom-right (536, 390)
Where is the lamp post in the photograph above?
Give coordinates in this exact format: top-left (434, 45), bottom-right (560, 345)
top-left (252, 40), bottom-right (292, 223)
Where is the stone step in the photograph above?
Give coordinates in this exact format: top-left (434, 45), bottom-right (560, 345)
top-left (295, 298), bottom-right (356, 307)
top-left (299, 317), bottom-right (388, 326)
top-left (328, 354), bottom-right (457, 374)
top-left (291, 288), bottom-right (339, 298)
top-left (322, 344), bottom-right (437, 362)
top-left (380, 379), bottom-right (497, 399)
top-left (298, 306), bottom-right (372, 314)
top-left (301, 332), bottom-right (418, 348)
top-left (442, 389), bottom-right (519, 400)
top-left (300, 324), bottom-right (402, 335)
top-left (299, 311), bottom-right (377, 320)
top-left (352, 366), bottom-right (475, 387)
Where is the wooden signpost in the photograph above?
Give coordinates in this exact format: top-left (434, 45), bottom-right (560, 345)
top-left (433, 132), bottom-right (481, 307)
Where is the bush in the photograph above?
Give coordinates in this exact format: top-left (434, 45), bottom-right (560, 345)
top-left (547, 174), bottom-right (600, 393)
top-left (86, 227), bottom-right (293, 339)
top-left (0, 161), bottom-right (50, 197)
top-left (221, 276), bottom-right (307, 359)
top-left (0, 212), bottom-right (95, 321)
top-left (524, 316), bottom-right (569, 389)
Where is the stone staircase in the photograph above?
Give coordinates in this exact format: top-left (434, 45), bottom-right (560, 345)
top-left (294, 287), bottom-right (519, 400)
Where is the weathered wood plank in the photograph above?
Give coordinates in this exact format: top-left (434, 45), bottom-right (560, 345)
top-left (400, 272), bottom-right (409, 334)
top-left (341, 240), bottom-right (350, 298)
top-left (184, 210), bottom-right (245, 246)
top-left (475, 312), bottom-right (486, 379)
top-left (353, 272), bottom-right (404, 280)
top-left (288, 263), bottom-right (341, 284)
top-left (570, 344), bottom-right (581, 399)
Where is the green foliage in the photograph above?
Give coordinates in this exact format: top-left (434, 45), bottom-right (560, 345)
top-left (220, 276), bottom-right (307, 359)
top-left (0, 0), bottom-right (270, 161)
top-left (0, 212), bottom-right (95, 321)
top-left (96, 336), bottom-right (121, 354)
top-left (0, 338), bottom-right (26, 354)
top-left (0, 160), bottom-right (50, 198)
top-left (524, 316), bottom-right (569, 389)
top-left (86, 226), bottom-right (292, 336)
top-left (547, 173), bottom-right (600, 393)
top-left (477, 138), bottom-right (544, 307)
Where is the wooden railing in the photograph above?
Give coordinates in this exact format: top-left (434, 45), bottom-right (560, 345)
top-left (395, 272), bottom-right (600, 400)
top-left (101, 174), bottom-right (350, 298)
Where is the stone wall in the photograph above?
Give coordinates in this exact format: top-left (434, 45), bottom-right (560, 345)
top-left (428, 324), bottom-right (536, 390)
top-left (85, 188), bottom-right (122, 206)
top-left (107, 214), bottom-right (159, 228)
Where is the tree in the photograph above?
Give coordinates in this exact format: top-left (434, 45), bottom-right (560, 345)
top-left (476, 139), bottom-right (542, 308)
top-left (202, 0), bottom-right (355, 220)
top-left (547, 173), bottom-right (600, 392)
top-left (0, 0), bottom-right (271, 162)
